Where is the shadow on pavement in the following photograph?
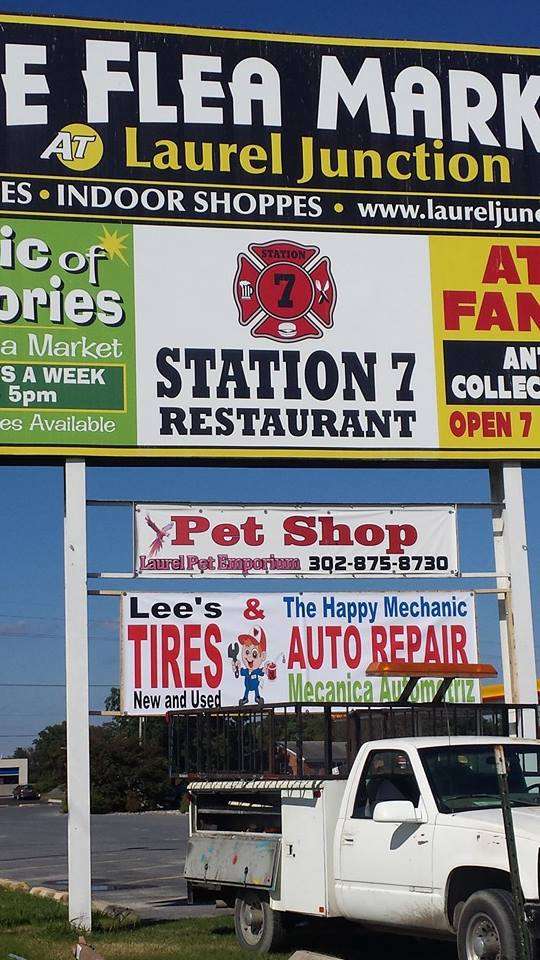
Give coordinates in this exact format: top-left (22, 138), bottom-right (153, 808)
top-left (209, 919), bottom-right (458, 959)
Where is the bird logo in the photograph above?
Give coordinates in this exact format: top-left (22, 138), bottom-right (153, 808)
top-left (145, 514), bottom-right (173, 557)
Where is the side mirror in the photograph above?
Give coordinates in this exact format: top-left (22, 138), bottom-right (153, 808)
top-left (372, 800), bottom-right (422, 823)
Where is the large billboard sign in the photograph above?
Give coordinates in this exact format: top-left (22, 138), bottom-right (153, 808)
top-left (120, 589), bottom-right (478, 715)
top-left (134, 504), bottom-right (458, 577)
top-left (0, 17), bottom-right (539, 225)
top-left (1, 16), bottom-right (540, 460)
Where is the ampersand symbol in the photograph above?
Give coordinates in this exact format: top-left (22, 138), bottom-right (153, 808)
top-left (243, 598), bottom-right (265, 620)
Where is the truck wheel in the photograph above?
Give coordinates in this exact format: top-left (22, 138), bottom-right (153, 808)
top-left (457, 890), bottom-right (518, 960)
top-left (234, 893), bottom-right (286, 953)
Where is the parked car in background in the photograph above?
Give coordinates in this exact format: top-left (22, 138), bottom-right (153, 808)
top-left (13, 784), bottom-right (40, 802)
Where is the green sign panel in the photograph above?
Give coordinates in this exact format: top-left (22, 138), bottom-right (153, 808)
top-left (0, 219), bottom-right (135, 447)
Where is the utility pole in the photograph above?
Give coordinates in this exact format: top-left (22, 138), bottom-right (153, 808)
top-left (494, 745), bottom-right (532, 960)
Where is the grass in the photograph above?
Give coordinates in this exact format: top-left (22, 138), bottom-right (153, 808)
top-left (0, 888), bottom-right (460, 960)
top-left (0, 890), bottom-right (290, 960)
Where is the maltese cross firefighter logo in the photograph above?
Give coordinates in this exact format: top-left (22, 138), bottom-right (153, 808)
top-left (234, 240), bottom-right (337, 342)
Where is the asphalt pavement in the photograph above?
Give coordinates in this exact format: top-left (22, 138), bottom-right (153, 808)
top-left (0, 802), bottom-right (220, 920)
top-left (1, 804), bottom-right (460, 959)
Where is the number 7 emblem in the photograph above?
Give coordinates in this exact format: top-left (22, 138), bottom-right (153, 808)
top-left (234, 240), bottom-right (337, 343)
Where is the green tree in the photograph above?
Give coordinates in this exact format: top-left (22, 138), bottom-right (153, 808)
top-left (90, 724), bottom-right (169, 813)
top-left (104, 686), bottom-right (168, 751)
top-left (12, 692), bottom-right (171, 813)
top-left (27, 722), bottom-right (67, 794)
top-left (104, 687), bottom-right (120, 711)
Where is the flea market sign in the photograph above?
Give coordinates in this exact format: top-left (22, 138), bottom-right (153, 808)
top-left (1, 16), bottom-right (540, 459)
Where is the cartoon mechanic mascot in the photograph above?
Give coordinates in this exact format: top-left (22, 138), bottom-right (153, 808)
top-left (230, 626), bottom-right (267, 706)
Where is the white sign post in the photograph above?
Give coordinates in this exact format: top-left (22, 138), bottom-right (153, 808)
top-left (64, 459), bottom-right (92, 930)
top-left (490, 464), bottom-right (538, 731)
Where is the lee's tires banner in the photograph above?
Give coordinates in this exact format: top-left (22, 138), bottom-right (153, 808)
top-left (134, 504), bottom-right (458, 577)
top-left (120, 590), bottom-right (478, 715)
top-left (3, 223), bottom-right (540, 459)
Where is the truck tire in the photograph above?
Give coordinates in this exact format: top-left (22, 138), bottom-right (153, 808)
top-left (457, 889), bottom-right (519, 960)
top-left (234, 893), bottom-right (286, 953)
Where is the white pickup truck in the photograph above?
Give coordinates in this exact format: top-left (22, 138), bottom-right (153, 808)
top-left (185, 735), bottom-right (540, 959)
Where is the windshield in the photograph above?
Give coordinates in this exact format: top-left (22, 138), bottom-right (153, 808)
top-left (420, 745), bottom-right (540, 813)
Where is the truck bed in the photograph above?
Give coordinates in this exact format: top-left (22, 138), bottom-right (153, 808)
top-left (186, 778), bottom-right (346, 917)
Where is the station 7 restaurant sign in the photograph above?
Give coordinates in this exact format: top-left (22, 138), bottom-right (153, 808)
top-left (2, 16), bottom-right (540, 459)
top-left (120, 590), bottom-right (478, 715)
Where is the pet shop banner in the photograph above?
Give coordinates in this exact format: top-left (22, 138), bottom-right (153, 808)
top-left (120, 589), bottom-right (478, 715)
top-left (134, 503), bottom-right (459, 577)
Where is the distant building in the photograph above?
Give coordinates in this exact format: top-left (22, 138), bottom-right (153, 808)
top-left (482, 682), bottom-right (540, 703)
top-left (280, 740), bottom-right (347, 777)
top-left (0, 758), bottom-right (28, 797)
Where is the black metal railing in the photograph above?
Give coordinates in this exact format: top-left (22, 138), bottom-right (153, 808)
top-left (167, 702), bottom-right (540, 781)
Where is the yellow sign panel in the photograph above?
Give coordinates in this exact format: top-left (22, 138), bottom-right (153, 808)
top-left (431, 237), bottom-right (540, 452)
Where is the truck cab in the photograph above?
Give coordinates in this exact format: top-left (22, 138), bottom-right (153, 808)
top-left (334, 736), bottom-right (540, 940)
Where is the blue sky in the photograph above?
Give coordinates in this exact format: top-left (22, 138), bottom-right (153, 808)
top-left (1, 0), bottom-right (540, 44)
top-left (1, 0), bottom-right (540, 755)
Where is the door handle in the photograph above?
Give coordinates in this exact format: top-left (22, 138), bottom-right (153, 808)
top-left (342, 835), bottom-right (355, 845)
